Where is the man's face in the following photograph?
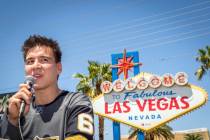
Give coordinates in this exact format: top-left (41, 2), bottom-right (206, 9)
top-left (24, 46), bottom-right (62, 90)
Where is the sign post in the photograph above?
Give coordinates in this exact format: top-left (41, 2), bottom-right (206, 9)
top-left (92, 49), bottom-right (208, 140)
top-left (111, 49), bottom-right (142, 140)
top-left (137, 131), bottom-right (144, 140)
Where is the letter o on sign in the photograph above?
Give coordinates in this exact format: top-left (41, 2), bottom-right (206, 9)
top-left (137, 77), bottom-right (148, 90)
top-left (149, 75), bottom-right (161, 88)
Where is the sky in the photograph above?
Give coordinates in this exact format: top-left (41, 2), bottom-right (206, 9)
top-left (0, 0), bottom-right (210, 139)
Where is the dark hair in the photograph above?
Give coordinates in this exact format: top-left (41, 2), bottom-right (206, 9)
top-left (21, 35), bottom-right (62, 63)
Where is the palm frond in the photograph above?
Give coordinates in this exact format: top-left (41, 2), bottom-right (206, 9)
top-left (206, 46), bottom-right (210, 57)
top-left (195, 46), bottom-right (210, 80)
top-left (128, 125), bottom-right (174, 140)
top-left (73, 73), bottom-right (87, 79)
top-left (184, 133), bottom-right (203, 140)
top-left (0, 95), bottom-right (9, 113)
top-left (195, 67), bottom-right (206, 80)
top-left (128, 128), bottom-right (138, 139)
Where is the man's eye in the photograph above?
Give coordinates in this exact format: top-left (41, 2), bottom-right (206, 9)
top-left (41, 58), bottom-right (49, 63)
top-left (26, 60), bottom-right (34, 65)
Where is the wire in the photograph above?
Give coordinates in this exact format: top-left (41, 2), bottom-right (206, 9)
top-left (66, 28), bottom-right (210, 60)
top-left (18, 117), bottom-right (24, 140)
top-left (127, 31), bottom-right (210, 50)
top-left (63, 17), bottom-right (210, 58)
top-left (121, 26), bottom-right (210, 49)
top-left (115, 18), bottom-right (210, 43)
top-left (70, 12), bottom-right (210, 46)
top-left (60, 7), bottom-right (210, 54)
top-left (62, 1), bottom-right (210, 44)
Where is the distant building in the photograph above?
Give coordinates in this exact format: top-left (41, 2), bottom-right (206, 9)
top-left (173, 128), bottom-right (210, 140)
top-left (121, 128), bottom-right (210, 140)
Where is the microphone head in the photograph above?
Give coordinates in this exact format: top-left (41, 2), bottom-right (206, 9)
top-left (25, 75), bottom-right (35, 86)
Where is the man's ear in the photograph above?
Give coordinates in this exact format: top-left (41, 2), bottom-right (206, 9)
top-left (57, 63), bottom-right (62, 74)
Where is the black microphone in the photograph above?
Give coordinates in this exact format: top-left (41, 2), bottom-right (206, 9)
top-left (19, 75), bottom-right (35, 117)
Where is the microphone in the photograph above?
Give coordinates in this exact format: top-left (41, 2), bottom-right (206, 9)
top-left (19, 75), bottom-right (35, 117)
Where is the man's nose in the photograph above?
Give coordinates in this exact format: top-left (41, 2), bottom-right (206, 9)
top-left (33, 59), bottom-right (42, 68)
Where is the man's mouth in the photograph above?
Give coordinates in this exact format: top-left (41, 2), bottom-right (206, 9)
top-left (33, 74), bottom-right (42, 79)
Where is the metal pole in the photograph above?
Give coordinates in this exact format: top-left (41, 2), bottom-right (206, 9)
top-left (111, 51), bottom-right (141, 140)
top-left (111, 54), bottom-right (121, 140)
top-left (137, 131), bottom-right (145, 140)
top-left (113, 122), bottom-right (121, 140)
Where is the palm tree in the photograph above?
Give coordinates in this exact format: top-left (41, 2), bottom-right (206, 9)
top-left (73, 61), bottom-right (112, 140)
top-left (184, 133), bottom-right (203, 140)
top-left (0, 95), bottom-right (9, 113)
top-left (195, 46), bottom-right (210, 80)
top-left (128, 125), bottom-right (174, 140)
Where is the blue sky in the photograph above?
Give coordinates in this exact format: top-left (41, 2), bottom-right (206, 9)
top-left (0, 0), bottom-right (210, 139)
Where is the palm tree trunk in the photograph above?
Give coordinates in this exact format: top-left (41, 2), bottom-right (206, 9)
top-left (99, 116), bottom-right (104, 140)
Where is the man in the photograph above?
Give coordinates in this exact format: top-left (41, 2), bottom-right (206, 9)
top-left (0, 35), bottom-right (94, 140)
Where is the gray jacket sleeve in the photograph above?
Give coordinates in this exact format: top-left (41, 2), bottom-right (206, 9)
top-left (0, 113), bottom-right (22, 140)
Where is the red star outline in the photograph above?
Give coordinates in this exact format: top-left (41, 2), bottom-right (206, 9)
top-left (111, 49), bottom-right (142, 80)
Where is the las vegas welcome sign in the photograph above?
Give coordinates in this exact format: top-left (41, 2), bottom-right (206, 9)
top-left (92, 72), bottom-right (208, 132)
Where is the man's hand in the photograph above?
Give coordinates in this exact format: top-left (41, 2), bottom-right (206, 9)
top-left (7, 83), bottom-right (32, 126)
